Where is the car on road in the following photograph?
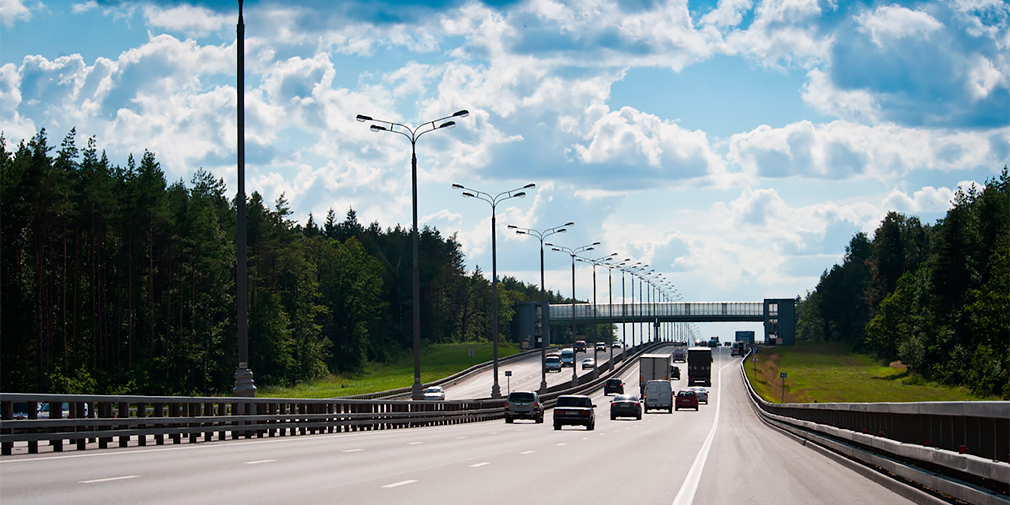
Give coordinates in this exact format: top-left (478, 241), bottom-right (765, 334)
top-left (610, 394), bottom-right (642, 420)
top-left (643, 380), bottom-right (674, 413)
top-left (422, 386), bottom-right (445, 401)
top-left (612, 342), bottom-right (621, 349)
top-left (604, 378), bottom-right (624, 395)
top-left (675, 390), bottom-right (700, 411)
top-left (672, 348), bottom-right (686, 362)
top-left (595, 342), bottom-right (606, 351)
top-left (688, 386), bottom-right (709, 404)
top-left (560, 349), bottom-right (575, 367)
top-left (671, 365), bottom-right (681, 380)
top-left (581, 357), bottom-right (595, 369)
top-left (574, 340), bottom-right (588, 352)
top-left (505, 391), bottom-right (544, 423)
top-left (545, 354), bottom-right (562, 372)
top-left (553, 395), bottom-right (595, 430)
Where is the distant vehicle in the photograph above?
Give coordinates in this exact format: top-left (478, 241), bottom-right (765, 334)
top-left (672, 348), bottom-right (686, 362)
top-left (639, 353), bottom-right (673, 396)
top-left (505, 390), bottom-right (544, 423)
top-left (709, 337), bottom-right (720, 348)
top-left (595, 342), bottom-right (606, 351)
top-left (724, 341), bottom-right (732, 346)
top-left (574, 340), bottom-right (588, 352)
top-left (560, 349), bottom-right (575, 367)
top-left (553, 395), bottom-right (595, 430)
top-left (581, 357), bottom-right (596, 369)
top-left (671, 365), bottom-right (681, 380)
top-left (604, 378), bottom-right (624, 395)
top-left (688, 386), bottom-right (709, 404)
top-left (610, 394), bottom-right (642, 420)
top-left (643, 380), bottom-right (674, 413)
top-left (731, 342), bottom-right (745, 356)
top-left (688, 347), bottom-right (712, 387)
top-left (423, 386), bottom-right (445, 401)
top-left (674, 341), bottom-right (688, 346)
top-left (612, 342), bottom-right (622, 348)
top-left (675, 390), bottom-right (699, 411)
top-left (545, 355), bottom-right (562, 372)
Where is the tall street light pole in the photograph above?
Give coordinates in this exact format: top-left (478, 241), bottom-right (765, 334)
top-left (605, 257), bottom-right (630, 365)
top-left (508, 222), bottom-right (574, 393)
top-left (547, 241), bottom-right (600, 386)
top-left (454, 183), bottom-right (535, 398)
top-left (578, 252), bottom-right (616, 378)
top-left (357, 109), bottom-right (469, 400)
top-left (233, 0), bottom-right (256, 397)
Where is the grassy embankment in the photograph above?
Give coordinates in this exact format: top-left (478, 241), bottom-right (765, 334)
top-left (258, 342), bottom-right (522, 399)
top-left (743, 342), bottom-right (995, 403)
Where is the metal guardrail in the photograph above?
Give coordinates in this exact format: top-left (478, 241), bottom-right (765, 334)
top-left (740, 349), bottom-right (1010, 504)
top-left (0, 342), bottom-right (664, 456)
top-left (0, 394), bottom-right (503, 455)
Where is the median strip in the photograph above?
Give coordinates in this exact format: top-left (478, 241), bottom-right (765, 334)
top-left (78, 475), bottom-right (138, 484)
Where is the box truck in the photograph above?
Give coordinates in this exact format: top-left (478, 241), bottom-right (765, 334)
top-left (687, 347), bottom-right (712, 387)
top-left (638, 353), bottom-right (672, 396)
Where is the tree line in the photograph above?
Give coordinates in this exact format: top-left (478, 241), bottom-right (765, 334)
top-left (796, 166), bottom-right (1009, 399)
top-left (1, 129), bottom-right (599, 396)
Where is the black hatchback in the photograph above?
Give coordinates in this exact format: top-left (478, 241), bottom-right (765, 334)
top-left (604, 378), bottom-right (624, 395)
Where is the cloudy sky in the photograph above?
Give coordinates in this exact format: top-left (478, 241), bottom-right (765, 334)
top-left (2, 0), bottom-right (1008, 340)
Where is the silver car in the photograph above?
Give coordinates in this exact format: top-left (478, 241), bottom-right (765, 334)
top-left (688, 386), bottom-right (709, 404)
top-left (423, 386), bottom-right (445, 401)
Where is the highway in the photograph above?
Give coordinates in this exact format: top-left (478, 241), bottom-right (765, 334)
top-left (442, 345), bottom-right (627, 399)
top-left (0, 346), bottom-right (919, 505)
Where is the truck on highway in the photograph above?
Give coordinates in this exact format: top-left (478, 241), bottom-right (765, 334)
top-left (687, 347), bottom-right (712, 387)
top-left (638, 353), bottom-right (673, 396)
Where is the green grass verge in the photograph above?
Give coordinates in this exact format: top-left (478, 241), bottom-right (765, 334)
top-left (258, 342), bottom-right (522, 399)
top-left (742, 342), bottom-right (995, 403)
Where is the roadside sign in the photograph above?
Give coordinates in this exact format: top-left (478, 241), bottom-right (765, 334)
top-left (754, 347), bottom-right (759, 354)
top-left (780, 372), bottom-right (787, 379)
top-left (505, 370), bottom-right (512, 377)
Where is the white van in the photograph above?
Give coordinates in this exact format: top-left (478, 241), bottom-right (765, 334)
top-left (643, 380), bottom-right (673, 413)
top-left (560, 349), bottom-right (575, 367)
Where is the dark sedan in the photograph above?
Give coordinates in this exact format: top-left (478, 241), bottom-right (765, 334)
top-left (553, 395), bottom-right (595, 430)
top-left (604, 378), bottom-right (624, 395)
top-left (609, 394), bottom-right (642, 420)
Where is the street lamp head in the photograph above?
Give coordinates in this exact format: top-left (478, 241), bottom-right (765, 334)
top-left (462, 192), bottom-right (476, 198)
top-left (370, 124), bottom-right (385, 133)
top-left (564, 221), bottom-right (575, 227)
top-left (452, 183), bottom-right (464, 190)
top-left (355, 114), bottom-right (372, 122)
top-left (557, 228), bottom-right (567, 234)
top-left (514, 191), bottom-right (526, 198)
top-left (523, 183), bottom-right (536, 189)
top-left (544, 242), bottom-right (555, 247)
top-left (592, 241), bottom-right (601, 246)
top-left (507, 224), bottom-right (517, 229)
top-left (438, 120), bottom-right (456, 130)
top-left (515, 230), bottom-right (527, 235)
top-left (453, 109), bottom-right (469, 118)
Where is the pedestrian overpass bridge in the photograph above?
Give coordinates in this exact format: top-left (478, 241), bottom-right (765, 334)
top-left (522, 298), bottom-right (796, 344)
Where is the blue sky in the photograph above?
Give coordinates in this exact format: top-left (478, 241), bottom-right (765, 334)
top-left (2, 0), bottom-right (1008, 341)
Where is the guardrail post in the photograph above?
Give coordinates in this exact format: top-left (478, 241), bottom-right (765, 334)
top-left (136, 402), bottom-right (146, 446)
top-left (73, 402), bottom-right (87, 451)
top-left (98, 402), bottom-right (111, 449)
top-left (153, 403), bottom-right (165, 445)
top-left (118, 401), bottom-right (130, 448)
top-left (1, 401), bottom-right (11, 455)
top-left (216, 402), bottom-right (226, 441)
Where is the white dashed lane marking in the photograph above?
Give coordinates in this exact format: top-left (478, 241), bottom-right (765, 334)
top-left (382, 480), bottom-right (417, 489)
top-left (78, 475), bottom-right (138, 484)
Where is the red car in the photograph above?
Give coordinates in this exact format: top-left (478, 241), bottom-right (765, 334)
top-left (675, 390), bottom-right (699, 411)
top-left (574, 340), bottom-right (587, 352)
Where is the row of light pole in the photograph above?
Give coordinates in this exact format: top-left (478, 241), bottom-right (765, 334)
top-left (230, 4), bottom-right (682, 400)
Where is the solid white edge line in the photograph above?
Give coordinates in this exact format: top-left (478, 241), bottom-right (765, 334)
top-left (382, 480), bottom-right (417, 489)
top-left (78, 475), bottom-right (139, 484)
top-left (670, 359), bottom-right (735, 505)
top-left (243, 459), bottom-right (275, 465)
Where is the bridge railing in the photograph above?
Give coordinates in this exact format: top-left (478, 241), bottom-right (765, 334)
top-left (740, 350), bottom-right (1010, 504)
top-left (548, 301), bottom-right (764, 321)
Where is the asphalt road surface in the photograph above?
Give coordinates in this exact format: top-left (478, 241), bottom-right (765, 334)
top-left (0, 346), bottom-right (917, 505)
